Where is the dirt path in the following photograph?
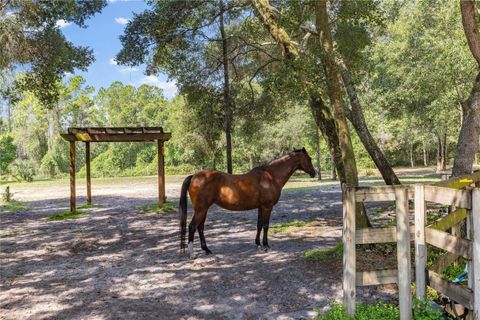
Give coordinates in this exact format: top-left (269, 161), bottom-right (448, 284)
top-left (0, 180), bottom-right (395, 320)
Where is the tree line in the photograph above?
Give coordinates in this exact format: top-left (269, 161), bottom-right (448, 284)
top-left (1, 0), bottom-right (480, 226)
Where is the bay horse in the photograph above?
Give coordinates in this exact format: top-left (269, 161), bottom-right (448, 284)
top-left (179, 148), bottom-right (316, 257)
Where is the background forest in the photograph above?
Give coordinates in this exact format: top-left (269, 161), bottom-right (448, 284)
top-left (1, 0), bottom-right (479, 183)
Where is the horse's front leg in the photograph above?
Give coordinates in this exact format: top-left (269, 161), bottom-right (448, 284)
top-left (255, 208), bottom-right (262, 249)
top-left (261, 207), bottom-right (272, 251)
top-left (198, 219), bottom-right (212, 255)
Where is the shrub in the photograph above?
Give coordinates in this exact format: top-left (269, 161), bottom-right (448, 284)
top-left (315, 300), bottom-right (442, 320)
top-left (40, 152), bottom-right (58, 178)
top-left (315, 302), bottom-right (399, 320)
top-left (412, 298), bottom-right (442, 320)
top-left (9, 159), bottom-right (35, 182)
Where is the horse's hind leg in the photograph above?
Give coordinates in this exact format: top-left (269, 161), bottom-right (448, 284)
top-left (255, 208), bottom-right (262, 249)
top-left (188, 208), bottom-right (208, 258)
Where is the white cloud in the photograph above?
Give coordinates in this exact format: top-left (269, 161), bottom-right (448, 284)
top-left (139, 75), bottom-right (178, 99)
top-left (109, 58), bottom-right (118, 65)
top-left (115, 17), bottom-right (130, 25)
top-left (56, 19), bottom-right (72, 29)
top-left (119, 66), bottom-right (139, 73)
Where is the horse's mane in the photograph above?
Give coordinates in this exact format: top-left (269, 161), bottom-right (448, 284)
top-left (252, 149), bottom-right (304, 171)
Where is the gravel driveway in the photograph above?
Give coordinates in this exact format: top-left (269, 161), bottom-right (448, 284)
top-left (0, 179), bottom-right (395, 319)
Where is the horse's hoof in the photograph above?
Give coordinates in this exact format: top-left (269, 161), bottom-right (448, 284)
top-left (205, 249), bottom-right (213, 255)
top-left (256, 245), bottom-right (262, 251)
top-left (263, 245), bottom-right (270, 252)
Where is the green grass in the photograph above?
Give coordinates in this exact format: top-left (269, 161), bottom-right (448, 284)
top-left (0, 200), bottom-right (29, 215)
top-left (137, 201), bottom-right (176, 214)
top-left (77, 203), bottom-right (102, 209)
top-left (269, 219), bottom-right (315, 234)
top-left (48, 210), bottom-right (89, 221)
top-left (304, 242), bottom-right (343, 262)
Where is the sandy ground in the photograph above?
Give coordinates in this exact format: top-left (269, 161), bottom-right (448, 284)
top-left (0, 177), bottom-right (401, 320)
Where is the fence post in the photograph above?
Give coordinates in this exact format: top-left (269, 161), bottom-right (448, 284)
top-left (473, 188), bottom-right (480, 319)
top-left (396, 187), bottom-right (412, 320)
top-left (414, 185), bottom-right (426, 300)
top-left (343, 186), bottom-right (356, 316)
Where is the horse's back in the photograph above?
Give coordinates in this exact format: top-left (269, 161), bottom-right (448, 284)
top-left (189, 170), bottom-right (265, 211)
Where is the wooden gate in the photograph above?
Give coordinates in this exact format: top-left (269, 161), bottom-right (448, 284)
top-left (415, 185), bottom-right (480, 319)
top-left (343, 176), bottom-right (480, 320)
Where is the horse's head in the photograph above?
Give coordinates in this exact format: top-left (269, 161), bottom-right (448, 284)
top-left (295, 148), bottom-right (316, 178)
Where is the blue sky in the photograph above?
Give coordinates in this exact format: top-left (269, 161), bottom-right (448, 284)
top-left (60, 0), bottom-right (178, 99)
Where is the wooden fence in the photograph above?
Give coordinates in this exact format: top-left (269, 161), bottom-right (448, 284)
top-left (343, 172), bottom-right (480, 320)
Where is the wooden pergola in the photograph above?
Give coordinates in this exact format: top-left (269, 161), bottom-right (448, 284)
top-left (61, 127), bottom-right (171, 212)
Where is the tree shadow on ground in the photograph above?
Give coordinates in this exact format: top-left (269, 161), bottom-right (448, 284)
top-left (0, 188), bottom-right (396, 319)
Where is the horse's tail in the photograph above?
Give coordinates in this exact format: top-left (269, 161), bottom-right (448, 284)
top-left (179, 175), bottom-right (193, 252)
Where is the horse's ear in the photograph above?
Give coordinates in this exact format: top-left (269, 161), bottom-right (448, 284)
top-left (302, 147), bottom-right (306, 153)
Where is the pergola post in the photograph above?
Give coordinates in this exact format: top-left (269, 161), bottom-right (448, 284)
top-left (158, 140), bottom-right (165, 207)
top-left (85, 142), bottom-right (92, 205)
top-left (69, 141), bottom-right (76, 212)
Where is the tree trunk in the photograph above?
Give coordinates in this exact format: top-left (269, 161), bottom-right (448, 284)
top-left (452, 77), bottom-right (480, 175)
top-left (331, 153), bottom-right (337, 180)
top-left (219, 0), bottom-right (233, 174)
top-left (339, 62), bottom-right (400, 185)
top-left (423, 140), bottom-right (428, 167)
top-left (309, 95), bottom-right (346, 183)
top-left (436, 135), bottom-right (443, 172)
top-left (442, 133), bottom-right (447, 171)
top-left (251, 0), bottom-right (370, 227)
top-left (315, 127), bottom-right (322, 181)
top-left (315, 1), bottom-right (358, 187)
top-left (453, 1), bottom-right (480, 176)
top-left (410, 143), bottom-right (414, 168)
top-left (315, 0), bottom-right (369, 228)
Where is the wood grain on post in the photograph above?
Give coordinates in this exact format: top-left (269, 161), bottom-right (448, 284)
top-left (395, 187), bottom-right (412, 320)
top-left (414, 185), bottom-right (426, 300)
top-left (85, 142), bottom-right (92, 205)
top-left (157, 140), bottom-right (165, 207)
top-left (69, 141), bottom-right (76, 212)
top-left (472, 188), bottom-right (480, 319)
top-left (343, 187), bottom-right (356, 316)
